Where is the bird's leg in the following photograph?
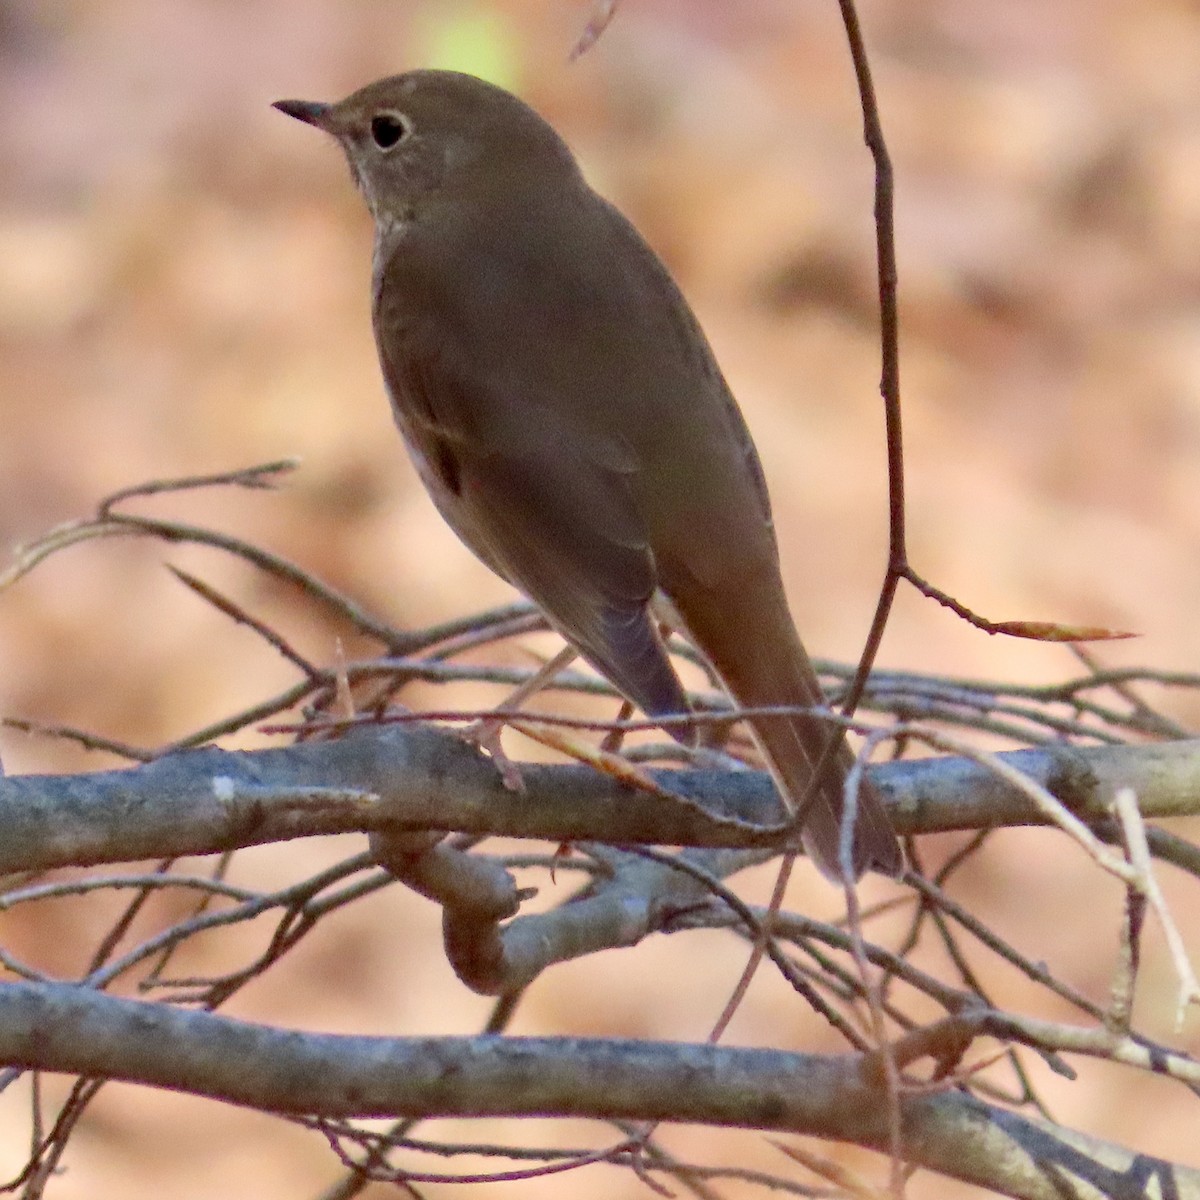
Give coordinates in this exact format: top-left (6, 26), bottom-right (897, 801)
top-left (599, 698), bottom-right (636, 754)
top-left (460, 641), bottom-right (580, 790)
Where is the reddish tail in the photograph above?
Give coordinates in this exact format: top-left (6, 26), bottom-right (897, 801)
top-left (673, 587), bottom-right (902, 880)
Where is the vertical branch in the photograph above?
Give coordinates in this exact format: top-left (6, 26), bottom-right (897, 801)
top-left (717, 0), bottom-right (904, 1045)
top-left (834, 0), bottom-right (905, 720)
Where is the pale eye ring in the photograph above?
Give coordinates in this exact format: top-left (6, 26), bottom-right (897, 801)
top-left (370, 112), bottom-right (410, 150)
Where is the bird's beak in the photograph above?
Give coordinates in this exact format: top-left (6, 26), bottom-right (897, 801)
top-left (272, 99), bottom-right (334, 130)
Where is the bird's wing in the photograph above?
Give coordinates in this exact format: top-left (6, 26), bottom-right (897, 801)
top-left (377, 325), bottom-right (691, 726)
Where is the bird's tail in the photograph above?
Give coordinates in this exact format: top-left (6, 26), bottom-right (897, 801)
top-left (753, 684), bottom-right (902, 880)
top-left (666, 589), bottom-right (902, 880)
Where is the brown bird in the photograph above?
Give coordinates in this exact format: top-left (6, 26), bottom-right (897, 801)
top-left (274, 71), bottom-right (901, 879)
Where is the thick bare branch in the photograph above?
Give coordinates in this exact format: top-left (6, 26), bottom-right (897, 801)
top-left (0, 981), bottom-right (1194, 1200)
top-left (0, 728), bottom-right (1198, 873)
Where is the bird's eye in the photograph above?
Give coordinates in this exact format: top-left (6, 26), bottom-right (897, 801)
top-left (370, 112), bottom-right (409, 150)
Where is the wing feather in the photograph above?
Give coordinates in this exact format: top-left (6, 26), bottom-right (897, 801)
top-left (374, 266), bottom-right (689, 725)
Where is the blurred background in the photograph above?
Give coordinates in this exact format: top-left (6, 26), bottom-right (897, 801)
top-left (1, 0), bottom-right (1199, 1195)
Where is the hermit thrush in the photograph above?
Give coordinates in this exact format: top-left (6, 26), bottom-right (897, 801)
top-left (274, 71), bottom-right (901, 878)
